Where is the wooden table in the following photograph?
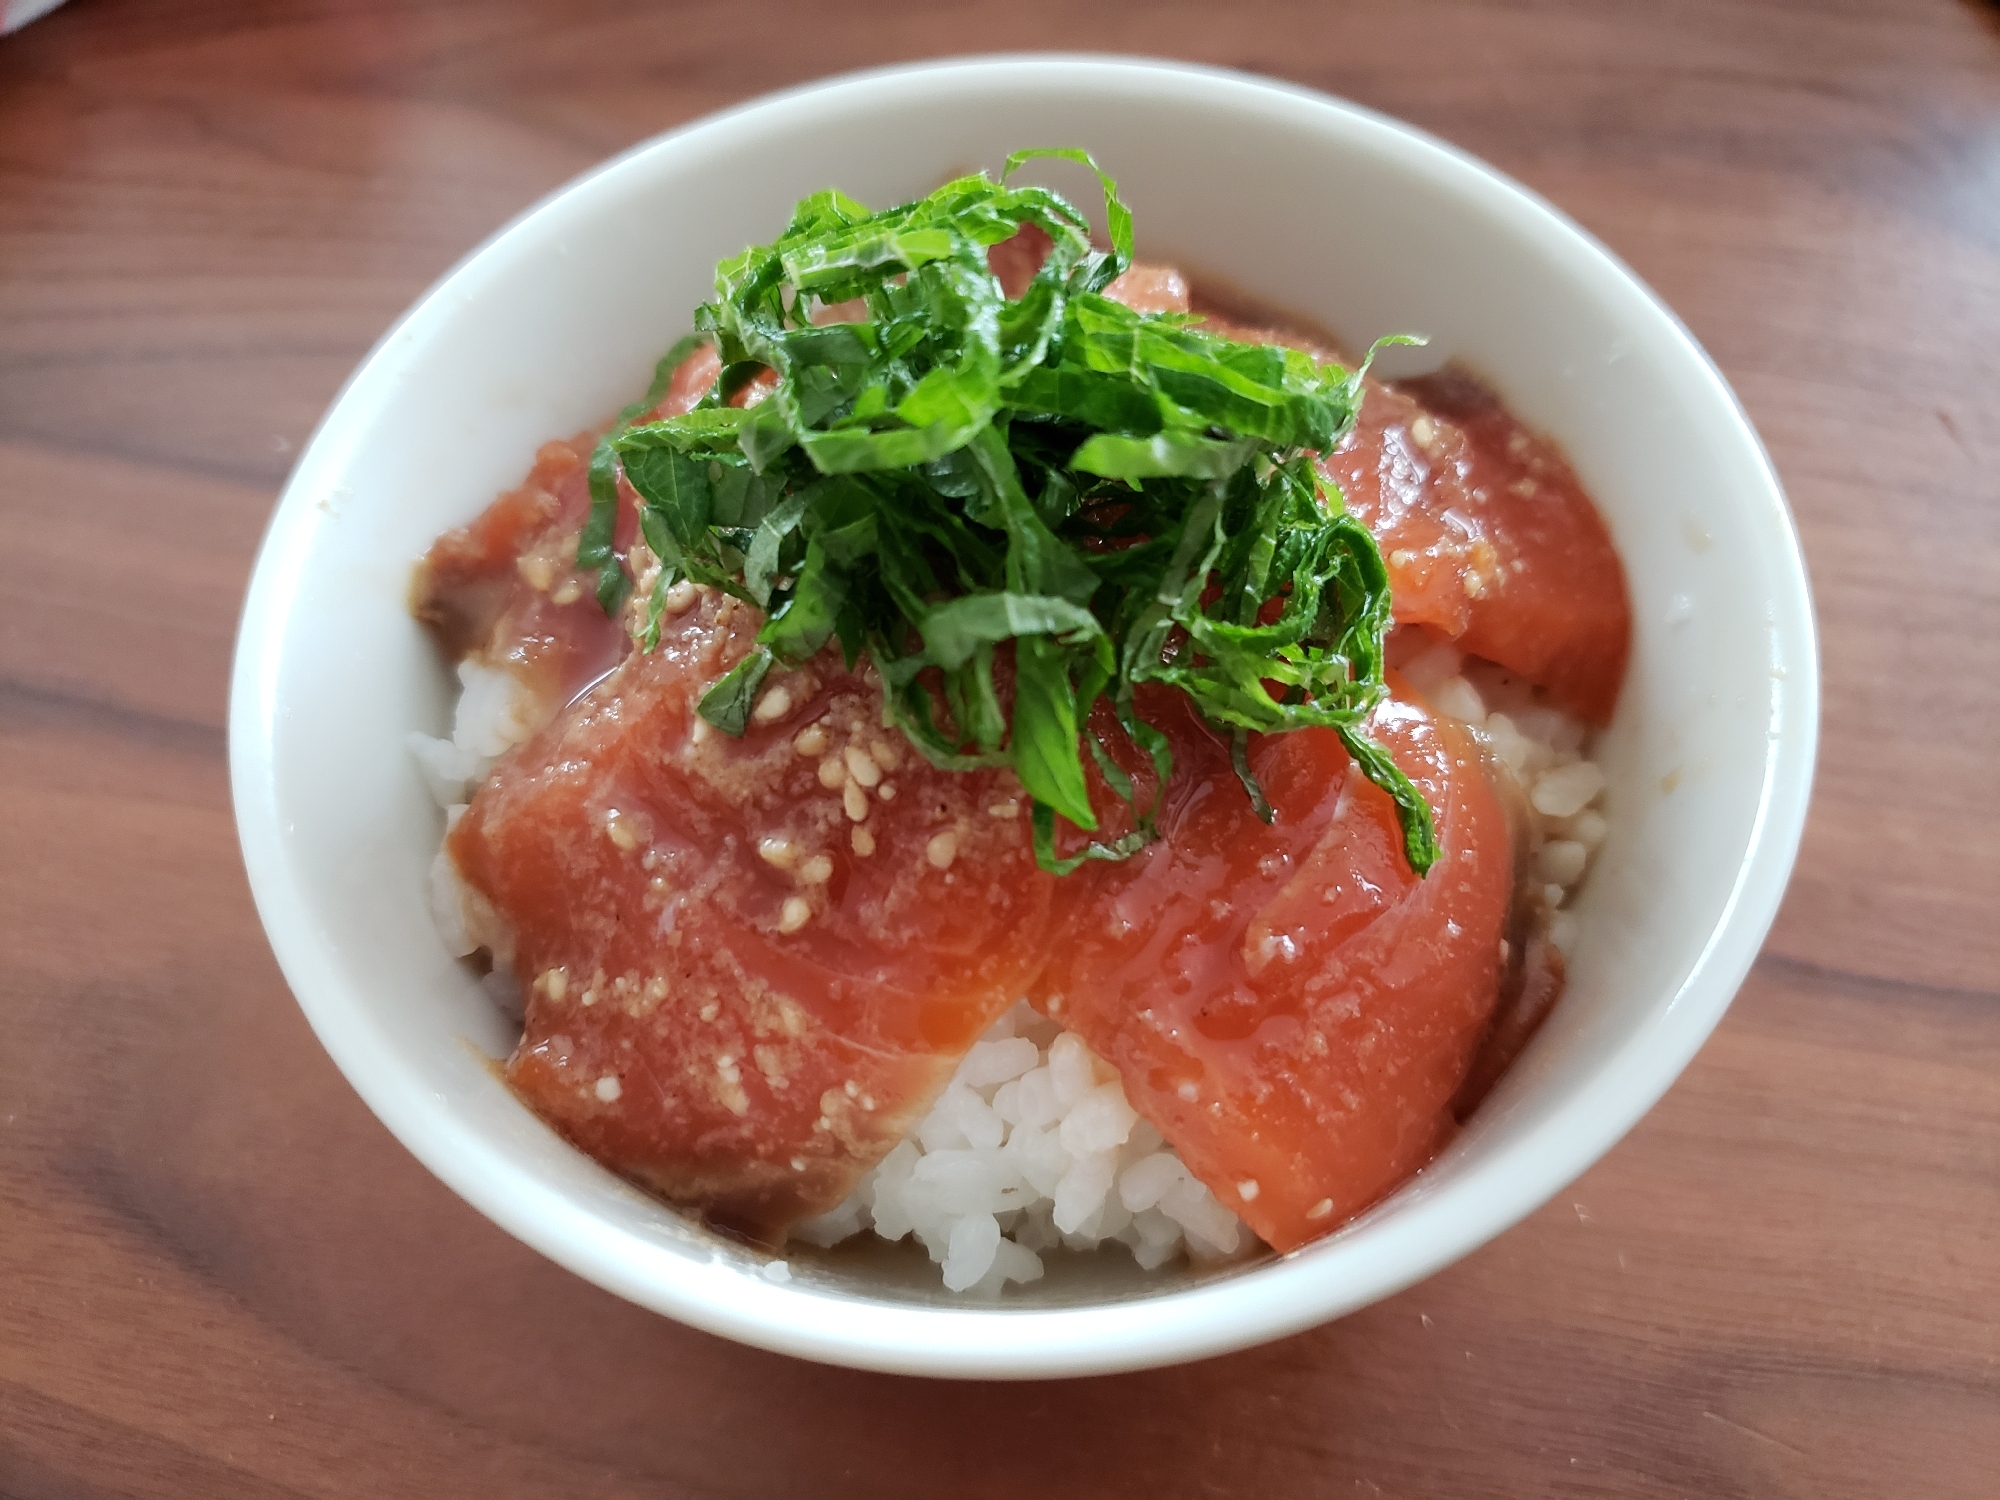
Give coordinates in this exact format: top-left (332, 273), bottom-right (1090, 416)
top-left (4, 1), bottom-right (1995, 1494)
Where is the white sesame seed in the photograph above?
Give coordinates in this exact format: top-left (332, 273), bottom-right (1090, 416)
top-left (690, 718), bottom-right (710, 745)
top-left (875, 781), bottom-right (897, 802)
top-left (778, 896), bottom-right (812, 933)
top-left (986, 799), bottom-right (1020, 819)
top-left (604, 810), bottom-right (639, 851)
top-left (1237, 1179), bottom-right (1260, 1202)
top-left (793, 724), bottom-right (828, 757)
top-left (799, 854), bottom-right (834, 884)
top-left (868, 738), bottom-right (902, 772)
top-left (925, 830), bottom-right (958, 870)
top-left (790, 1157), bottom-right (808, 1172)
top-left (817, 756), bottom-right (847, 790)
top-left (550, 577), bottom-right (584, 607)
top-left (540, 969), bottom-right (567, 1001)
top-left (752, 683), bottom-right (794, 724)
top-left (665, 579), bottom-right (699, 615)
top-left (594, 1075), bottom-right (622, 1103)
top-left (1389, 548), bottom-right (1417, 568)
top-left (757, 836), bottom-right (799, 869)
top-left (843, 744), bottom-right (882, 788)
top-left (1306, 1198), bottom-right (1334, 1221)
top-left (1176, 1080), bottom-right (1198, 1102)
top-left (1409, 414), bottom-right (1437, 450)
top-left (843, 780), bottom-right (870, 822)
top-left (850, 826), bottom-right (875, 856)
top-left (698, 1001), bottom-right (720, 1022)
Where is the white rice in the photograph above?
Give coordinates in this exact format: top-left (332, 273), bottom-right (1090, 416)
top-left (416, 637), bottom-right (1608, 1292)
top-left (1397, 636), bottom-right (1611, 959)
top-left (791, 1004), bottom-right (1248, 1292)
top-left (411, 660), bottom-right (544, 960)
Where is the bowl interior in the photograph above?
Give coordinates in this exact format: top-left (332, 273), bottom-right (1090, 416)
top-left (230, 57), bottom-right (1814, 1376)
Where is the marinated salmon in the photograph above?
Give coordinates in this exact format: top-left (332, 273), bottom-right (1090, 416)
top-left (1320, 369), bottom-right (1630, 724)
top-left (411, 432), bottom-right (631, 722)
top-left (1028, 682), bottom-right (1513, 1253)
top-left (446, 593), bottom-right (1057, 1238)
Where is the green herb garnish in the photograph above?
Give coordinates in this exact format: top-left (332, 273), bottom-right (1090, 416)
top-left (586, 148), bottom-right (1438, 876)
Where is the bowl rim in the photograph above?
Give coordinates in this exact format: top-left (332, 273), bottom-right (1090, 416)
top-left (229, 51), bottom-right (1819, 1378)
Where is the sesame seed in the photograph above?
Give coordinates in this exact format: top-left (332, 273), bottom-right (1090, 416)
top-left (1176, 1080), bottom-right (1199, 1102)
top-left (778, 896), bottom-right (812, 933)
top-left (690, 718), bottom-right (710, 745)
top-left (925, 830), bottom-right (958, 869)
top-left (751, 683), bottom-right (794, 724)
top-left (1409, 414), bottom-right (1437, 450)
top-left (757, 836), bottom-right (799, 869)
top-left (1389, 548), bottom-right (1417, 568)
top-left (843, 780), bottom-right (870, 822)
top-left (843, 1079), bottom-right (859, 1098)
top-left (875, 781), bottom-right (897, 802)
top-left (1306, 1198), bottom-right (1335, 1221)
top-left (793, 724), bottom-right (828, 757)
top-left (549, 577), bottom-right (584, 607)
top-left (540, 968), bottom-right (567, 1001)
top-left (799, 854), bottom-right (833, 884)
top-left (790, 1157), bottom-right (808, 1172)
top-left (868, 738), bottom-right (902, 771)
top-left (1237, 1179), bottom-right (1260, 1201)
top-left (594, 1075), bottom-right (622, 1103)
top-left (698, 1001), bottom-right (720, 1022)
top-left (986, 799), bottom-right (1020, 819)
top-left (850, 826), bottom-right (875, 856)
top-left (665, 579), bottom-right (699, 615)
top-left (843, 744), bottom-right (882, 787)
top-left (604, 810), bottom-right (639, 851)
top-left (817, 756), bottom-right (847, 790)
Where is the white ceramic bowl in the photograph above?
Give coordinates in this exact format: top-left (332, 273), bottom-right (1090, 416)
top-left (229, 55), bottom-right (1816, 1378)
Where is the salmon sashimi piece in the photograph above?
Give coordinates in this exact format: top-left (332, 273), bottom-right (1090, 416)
top-left (1321, 368), bottom-right (1631, 724)
top-left (413, 336), bottom-right (768, 720)
top-left (445, 590), bottom-right (1058, 1239)
top-left (1396, 368), bottom-right (1630, 722)
top-left (411, 433), bottom-right (632, 716)
top-left (1029, 682), bottom-right (1512, 1253)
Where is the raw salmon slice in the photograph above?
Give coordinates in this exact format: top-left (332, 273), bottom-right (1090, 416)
top-left (446, 592), bottom-right (1057, 1238)
top-left (1322, 368), bottom-right (1631, 723)
top-left (1029, 682), bottom-right (1513, 1253)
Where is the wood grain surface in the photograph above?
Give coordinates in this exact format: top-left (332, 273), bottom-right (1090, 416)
top-left (3, 1), bottom-right (1997, 1495)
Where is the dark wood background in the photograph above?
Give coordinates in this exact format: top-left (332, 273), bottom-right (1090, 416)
top-left (3, 1), bottom-right (1996, 1495)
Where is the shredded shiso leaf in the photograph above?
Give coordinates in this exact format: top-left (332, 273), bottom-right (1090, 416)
top-left (581, 148), bottom-right (1437, 876)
